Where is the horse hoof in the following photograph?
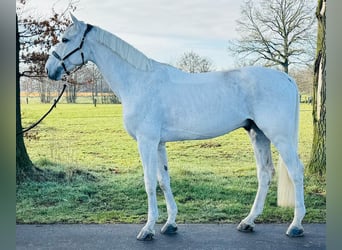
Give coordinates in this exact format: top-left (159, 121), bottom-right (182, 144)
top-left (286, 226), bottom-right (304, 237)
top-left (137, 229), bottom-right (155, 241)
top-left (237, 222), bottom-right (254, 233)
top-left (161, 223), bottom-right (178, 235)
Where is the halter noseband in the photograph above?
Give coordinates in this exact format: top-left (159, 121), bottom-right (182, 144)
top-left (52, 24), bottom-right (93, 75)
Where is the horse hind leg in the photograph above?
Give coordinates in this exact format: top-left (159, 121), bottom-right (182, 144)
top-left (238, 122), bottom-right (274, 233)
top-left (276, 142), bottom-right (306, 237)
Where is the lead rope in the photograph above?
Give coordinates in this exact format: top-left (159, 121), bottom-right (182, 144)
top-left (16, 84), bottom-right (67, 136)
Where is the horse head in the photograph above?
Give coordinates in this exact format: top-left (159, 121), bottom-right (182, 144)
top-left (45, 14), bottom-right (93, 80)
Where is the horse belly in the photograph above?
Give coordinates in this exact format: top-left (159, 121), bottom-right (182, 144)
top-left (160, 99), bottom-right (248, 142)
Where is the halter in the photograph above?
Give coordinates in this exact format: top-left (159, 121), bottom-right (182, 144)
top-left (52, 24), bottom-right (93, 75)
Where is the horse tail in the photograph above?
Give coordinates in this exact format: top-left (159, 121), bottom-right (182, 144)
top-left (277, 80), bottom-right (300, 208)
top-left (277, 156), bottom-right (295, 207)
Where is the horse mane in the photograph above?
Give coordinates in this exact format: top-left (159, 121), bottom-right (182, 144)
top-left (94, 26), bottom-right (153, 71)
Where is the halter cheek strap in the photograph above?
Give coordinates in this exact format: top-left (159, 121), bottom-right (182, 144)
top-left (52, 24), bottom-right (93, 75)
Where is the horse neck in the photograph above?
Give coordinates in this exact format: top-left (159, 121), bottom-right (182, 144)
top-left (86, 34), bottom-right (148, 102)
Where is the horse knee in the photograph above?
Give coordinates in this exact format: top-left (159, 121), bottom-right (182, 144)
top-left (258, 171), bottom-right (271, 186)
top-left (158, 180), bottom-right (168, 192)
top-left (144, 182), bottom-right (157, 196)
top-left (157, 167), bottom-right (171, 192)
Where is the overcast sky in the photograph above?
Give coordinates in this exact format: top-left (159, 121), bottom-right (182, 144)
top-left (24, 0), bottom-right (244, 70)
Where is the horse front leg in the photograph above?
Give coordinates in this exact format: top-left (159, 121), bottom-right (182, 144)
top-left (157, 143), bottom-right (178, 234)
top-left (136, 138), bottom-right (159, 241)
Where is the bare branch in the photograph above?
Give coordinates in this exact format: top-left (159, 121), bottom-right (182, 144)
top-left (228, 0), bottom-right (316, 73)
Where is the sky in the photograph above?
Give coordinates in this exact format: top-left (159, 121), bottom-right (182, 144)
top-left (23, 0), bottom-right (243, 70)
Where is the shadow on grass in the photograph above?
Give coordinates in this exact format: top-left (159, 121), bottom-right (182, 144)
top-left (25, 158), bottom-right (97, 183)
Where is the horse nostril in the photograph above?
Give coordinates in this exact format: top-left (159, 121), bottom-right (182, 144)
top-left (46, 68), bottom-right (49, 75)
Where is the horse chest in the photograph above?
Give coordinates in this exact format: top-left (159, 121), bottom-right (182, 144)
top-left (122, 101), bottom-right (162, 141)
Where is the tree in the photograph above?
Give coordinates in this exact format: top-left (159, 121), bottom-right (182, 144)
top-left (17, 0), bottom-right (75, 78)
top-left (291, 67), bottom-right (314, 96)
top-left (307, 0), bottom-right (326, 175)
top-left (16, 13), bottom-right (34, 182)
top-left (228, 0), bottom-right (315, 74)
top-left (16, 0), bottom-right (76, 181)
top-left (176, 51), bottom-right (214, 73)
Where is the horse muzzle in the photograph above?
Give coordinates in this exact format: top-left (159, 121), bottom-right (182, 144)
top-left (45, 61), bottom-right (64, 81)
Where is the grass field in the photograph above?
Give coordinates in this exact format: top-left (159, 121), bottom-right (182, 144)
top-left (16, 103), bottom-right (325, 224)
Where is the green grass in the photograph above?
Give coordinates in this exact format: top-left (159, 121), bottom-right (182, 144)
top-left (17, 103), bottom-right (325, 224)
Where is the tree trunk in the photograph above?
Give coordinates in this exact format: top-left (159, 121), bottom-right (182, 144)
top-left (308, 0), bottom-right (326, 175)
top-left (16, 14), bottom-right (34, 182)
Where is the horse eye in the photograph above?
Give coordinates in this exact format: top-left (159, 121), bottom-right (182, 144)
top-left (62, 38), bottom-right (69, 43)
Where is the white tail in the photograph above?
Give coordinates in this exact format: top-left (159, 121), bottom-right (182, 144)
top-left (277, 156), bottom-right (295, 207)
top-left (277, 86), bottom-right (300, 208)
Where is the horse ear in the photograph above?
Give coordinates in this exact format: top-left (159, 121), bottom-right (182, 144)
top-left (70, 13), bottom-right (79, 24)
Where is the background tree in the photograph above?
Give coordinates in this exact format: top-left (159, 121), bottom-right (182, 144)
top-left (291, 67), bottom-right (314, 98)
top-left (228, 0), bottom-right (315, 74)
top-left (176, 51), bottom-right (214, 73)
top-left (308, 0), bottom-right (326, 175)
